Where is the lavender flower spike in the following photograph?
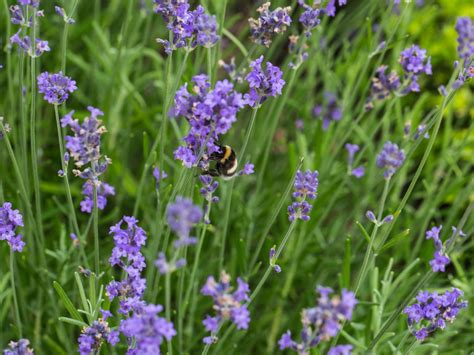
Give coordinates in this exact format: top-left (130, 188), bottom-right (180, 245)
top-left (0, 202), bottom-right (25, 252)
top-left (3, 339), bottom-right (34, 355)
top-left (404, 288), bottom-right (467, 341)
top-left (288, 169), bottom-right (319, 221)
top-left (167, 197), bottom-right (203, 247)
top-left (245, 56), bottom-right (285, 107)
top-left (376, 141), bottom-right (405, 179)
top-left (201, 271), bottom-right (251, 344)
top-left (454, 17), bottom-right (473, 61)
top-left (249, 2), bottom-right (292, 47)
top-left (78, 319), bottom-right (119, 355)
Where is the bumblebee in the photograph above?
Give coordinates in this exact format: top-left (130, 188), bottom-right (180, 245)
top-left (202, 144), bottom-right (238, 179)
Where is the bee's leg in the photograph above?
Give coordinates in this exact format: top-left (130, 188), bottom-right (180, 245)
top-left (201, 168), bottom-right (220, 177)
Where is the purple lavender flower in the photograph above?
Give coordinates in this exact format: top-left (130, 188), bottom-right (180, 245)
top-left (9, 5), bottom-right (29, 26)
top-left (199, 175), bottom-right (219, 204)
top-left (3, 339), bottom-right (34, 355)
top-left (167, 197), bottom-right (202, 247)
top-left (455, 17), bottom-right (473, 61)
top-left (10, 29), bottom-right (50, 57)
top-left (106, 216), bottom-right (147, 314)
top-left (404, 288), bottom-right (467, 341)
top-left (249, 2), bottom-right (292, 47)
top-left (376, 141), bottom-right (405, 179)
top-left (269, 246), bottom-right (282, 273)
top-left (201, 271), bottom-right (251, 343)
top-left (279, 286), bottom-right (357, 353)
top-left (154, 1), bottom-right (219, 54)
top-left (38, 72), bottom-right (77, 105)
top-left (325, 0), bottom-right (348, 17)
top-left (170, 75), bottom-right (244, 167)
top-left (55, 6), bottom-right (75, 24)
top-left (345, 143), bottom-right (365, 178)
top-left (429, 251), bottom-right (450, 272)
top-left (120, 304), bottom-right (176, 354)
top-left (153, 166), bottom-right (168, 189)
top-left (0, 202), bottom-right (25, 252)
top-left (80, 181), bottom-right (115, 214)
top-left (328, 345), bottom-right (353, 355)
top-left (154, 252), bottom-right (186, 274)
top-left (414, 124), bottom-right (430, 140)
top-left (245, 56), bottom-right (285, 107)
top-left (61, 107), bottom-right (111, 180)
top-left (399, 45), bottom-right (432, 93)
top-left (426, 225), bottom-right (443, 250)
top-left (312, 92), bottom-right (342, 130)
top-left (238, 163), bottom-right (255, 176)
top-left (365, 65), bottom-right (401, 110)
top-left (78, 319), bottom-right (118, 355)
top-left (288, 169), bottom-right (319, 221)
top-left (299, 6), bottom-right (321, 37)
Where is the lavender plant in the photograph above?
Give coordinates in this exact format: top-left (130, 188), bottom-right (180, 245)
top-left (0, 1), bottom-right (472, 354)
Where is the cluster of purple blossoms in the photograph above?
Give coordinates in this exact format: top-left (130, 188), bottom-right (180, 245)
top-left (404, 288), bottom-right (468, 341)
top-left (170, 74), bottom-right (245, 167)
top-left (201, 271), bottom-right (251, 344)
top-left (0, 202), bottom-right (25, 252)
top-left (3, 339), bottom-right (34, 355)
top-left (55, 6), bottom-right (75, 24)
top-left (199, 175), bottom-right (219, 223)
top-left (154, 1), bottom-right (219, 54)
top-left (298, 4), bottom-right (321, 37)
top-left (425, 225), bottom-right (451, 272)
top-left (61, 107), bottom-right (111, 180)
top-left (166, 196), bottom-right (203, 247)
top-left (154, 252), bottom-right (186, 275)
top-left (37, 71), bottom-right (77, 105)
top-left (279, 286), bottom-right (357, 353)
top-left (10, 29), bottom-right (50, 57)
top-left (249, 2), bottom-right (292, 47)
top-left (404, 121), bottom-right (430, 140)
top-left (345, 144), bottom-right (365, 178)
top-left (325, 0), bottom-right (348, 17)
top-left (312, 92), bottom-right (342, 130)
top-left (376, 141), bottom-right (405, 179)
top-left (288, 169), bottom-right (319, 222)
top-left (328, 344), bottom-right (353, 355)
top-left (245, 56), bottom-right (285, 107)
top-left (454, 17), bottom-right (473, 61)
top-left (120, 304), bottom-right (176, 354)
top-left (365, 65), bottom-right (401, 110)
top-left (106, 216), bottom-right (147, 314)
top-left (399, 45), bottom-right (432, 93)
top-left (9, 1), bottom-right (49, 58)
top-left (153, 166), bottom-right (168, 189)
top-left (80, 181), bottom-right (115, 214)
top-left (365, 210), bottom-right (394, 226)
top-left (78, 319), bottom-right (119, 355)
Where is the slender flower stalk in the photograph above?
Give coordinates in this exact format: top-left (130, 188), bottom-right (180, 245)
top-left (53, 105), bottom-right (89, 266)
top-left (10, 249), bottom-right (22, 337)
top-left (29, 11), bottom-right (46, 268)
top-left (353, 178), bottom-right (391, 296)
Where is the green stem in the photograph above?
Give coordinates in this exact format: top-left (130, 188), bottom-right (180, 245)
top-left (249, 220), bottom-right (298, 303)
top-left (165, 271), bottom-right (173, 355)
top-left (53, 105), bottom-right (89, 267)
top-left (353, 178), bottom-right (390, 295)
top-left (10, 249), bottom-right (23, 337)
top-left (93, 182), bottom-right (100, 276)
top-left (29, 12), bottom-right (46, 267)
top-left (133, 49), bottom-right (190, 216)
top-left (248, 158), bottom-right (304, 272)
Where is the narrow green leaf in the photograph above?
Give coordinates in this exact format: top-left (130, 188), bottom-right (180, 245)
top-left (355, 221), bottom-right (374, 251)
top-left (379, 229), bottom-right (410, 252)
top-left (53, 281), bottom-right (83, 322)
top-left (74, 272), bottom-right (91, 322)
top-left (343, 236), bottom-right (351, 289)
top-left (89, 273), bottom-right (97, 315)
top-left (58, 317), bottom-right (88, 328)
